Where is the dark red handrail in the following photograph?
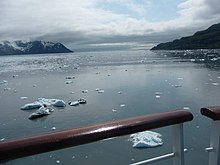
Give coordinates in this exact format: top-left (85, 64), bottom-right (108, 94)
top-left (0, 110), bottom-right (193, 162)
top-left (201, 106), bottom-right (220, 120)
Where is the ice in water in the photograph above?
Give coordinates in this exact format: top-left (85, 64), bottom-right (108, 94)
top-left (130, 131), bottom-right (163, 148)
top-left (20, 98), bottom-right (66, 110)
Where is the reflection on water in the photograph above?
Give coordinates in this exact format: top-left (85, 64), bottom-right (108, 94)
top-left (1, 50), bottom-right (220, 165)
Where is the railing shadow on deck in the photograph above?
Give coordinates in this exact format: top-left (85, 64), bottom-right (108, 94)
top-left (0, 110), bottom-right (193, 165)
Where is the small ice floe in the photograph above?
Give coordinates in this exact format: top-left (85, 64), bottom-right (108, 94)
top-left (68, 101), bottom-right (80, 106)
top-left (0, 138), bottom-right (5, 142)
top-left (68, 98), bottom-right (87, 106)
top-left (130, 131), bottom-right (163, 148)
top-left (174, 84), bottom-right (182, 88)
top-left (155, 92), bottom-right (162, 95)
top-left (120, 104), bottom-right (125, 107)
top-left (52, 127), bottom-right (56, 130)
top-left (155, 95), bottom-right (161, 99)
top-left (78, 98), bottom-right (87, 104)
top-left (56, 160), bottom-right (60, 164)
top-left (190, 59), bottom-right (196, 62)
top-left (4, 87), bottom-right (11, 91)
top-left (183, 107), bottom-right (190, 110)
top-left (98, 89), bottom-right (105, 93)
top-left (178, 77), bottom-right (183, 80)
top-left (66, 76), bottom-right (75, 79)
top-left (155, 92), bottom-right (162, 99)
top-left (211, 58), bottom-right (218, 61)
top-left (20, 97), bottom-right (28, 100)
top-left (112, 109), bottom-right (117, 112)
top-left (20, 102), bottom-right (42, 110)
top-left (28, 105), bottom-right (54, 120)
top-left (217, 77), bottom-right (220, 79)
top-left (65, 80), bottom-right (73, 84)
top-left (212, 82), bottom-right (219, 86)
top-left (0, 80), bottom-right (8, 84)
top-left (82, 90), bottom-right (88, 93)
top-left (118, 91), bottom-right (122, 94)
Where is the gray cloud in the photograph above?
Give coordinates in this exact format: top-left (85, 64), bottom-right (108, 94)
top-left (0, 0), bottom-right (220, 51)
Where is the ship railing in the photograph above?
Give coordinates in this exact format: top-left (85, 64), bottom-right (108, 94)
top-left (201, 106), bottom-right (220, 165)
top-left (0, 110), bottom-right (193, 165)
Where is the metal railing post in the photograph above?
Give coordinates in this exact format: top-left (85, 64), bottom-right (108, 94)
top-left (208, 121), bottom-right (220, 165)
top-left (201, 107), bottom-right (220, 165)
top-left (172, 123), bottom-right (185, 165)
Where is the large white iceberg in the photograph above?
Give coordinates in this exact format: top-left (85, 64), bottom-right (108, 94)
top-left (20, 98), bottom-right (66, 110)
top-left (130, 131), bottom-right (163, 148)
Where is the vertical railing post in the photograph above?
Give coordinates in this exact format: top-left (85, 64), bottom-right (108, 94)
top-left (208, 121), bottom-right (220, 165)
top-left (172, 123), bottom-right (184, 165)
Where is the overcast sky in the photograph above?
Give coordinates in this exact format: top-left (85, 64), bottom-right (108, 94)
top-left (1, 0), bottom-right (220, 51)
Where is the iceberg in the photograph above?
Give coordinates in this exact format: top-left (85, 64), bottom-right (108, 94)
top-left (20, 102), bottom-right (42, 110)
top-left (21, 98), bottom-right (66, 110)
top-left (130, 131), bottom-right (163, 148)
top-left (37, 98), bottom-right (66, 107)
top-left (28, 106), bottom-right (54, 120)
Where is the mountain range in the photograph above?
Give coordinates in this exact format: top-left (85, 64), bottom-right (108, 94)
top-left (151, 23), bottom-right (220, 50)
top-left (0, 40), bottom-right (73, 55)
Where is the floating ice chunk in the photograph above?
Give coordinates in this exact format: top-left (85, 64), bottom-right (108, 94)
top-left (78, 98), bottom-right (87, 104)
top-left (4, 88), bottom-right (11, 91)
top-left (52, 127), bottom-right (56, 130)
top-left (130, 131), bottom-right (163, 148)
top-left (211, 58), bottom-right (218, 61)
top-left (51, 100), bottom-right (66, 107)
top-left (0, 80), bottom-right (8, 84)
top-left (178, 77), bottom-right (183, 80)
top-left (38, 98), bottom-right (66, 107)
top-left (65, 80), bottom-right (73, 84)
top-left (118, 91), bottom-right (122, 94)
top-left (120, 104), bottom-right (125, 107)
top-left (190, 59), bottom-right (195, 62)
top-left (20, 97), bottom-right (28, 100)
top-left (0, 138), bottom-right (5, 142)
top-left (21, 98), bottom-right (66, 110)
top-left (56, 160), bottom-right (60, 164)
top-left (68, 101), bottom-right (80, 106)
top-left (183, 107), bottom-right (190, 110)
top-left (174, 84), bottom-right (182, 88)
top-left (66, 76), bottom-right (75, 79)
top-left (20, 102), bottom-right (42, 110)
top-left (212, 82), bottom-right (219, 86)
top-left (28, 106), bottom-right (54, 120)
top-left (82, 90), bottom-right (88, 93)
top-left (112, 109), bottom-right (117, 112)
top-left (95, 88), bottom-right (100, 91)
top-left (155, 92), bottom-right (162, 95)
top-left (155, 95), bottom-right (161, 99)
top-left (98, 90), bottom-right (105, 93)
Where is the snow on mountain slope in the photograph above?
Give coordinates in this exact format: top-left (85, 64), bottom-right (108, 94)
top-left (0, 40), bottom-right (73, 55)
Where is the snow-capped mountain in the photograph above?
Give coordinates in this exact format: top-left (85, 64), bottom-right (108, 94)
top-left (0, 40), bottom-right (73, 55)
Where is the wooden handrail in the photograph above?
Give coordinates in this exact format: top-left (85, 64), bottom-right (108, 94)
top-left (201, 106), bottom-right (220, 120)
top-left (0, 110), bottom-right (193, 162)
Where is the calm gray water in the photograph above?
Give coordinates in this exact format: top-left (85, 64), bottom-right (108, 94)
top-left (1, 50), bottom-right (220, 165)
